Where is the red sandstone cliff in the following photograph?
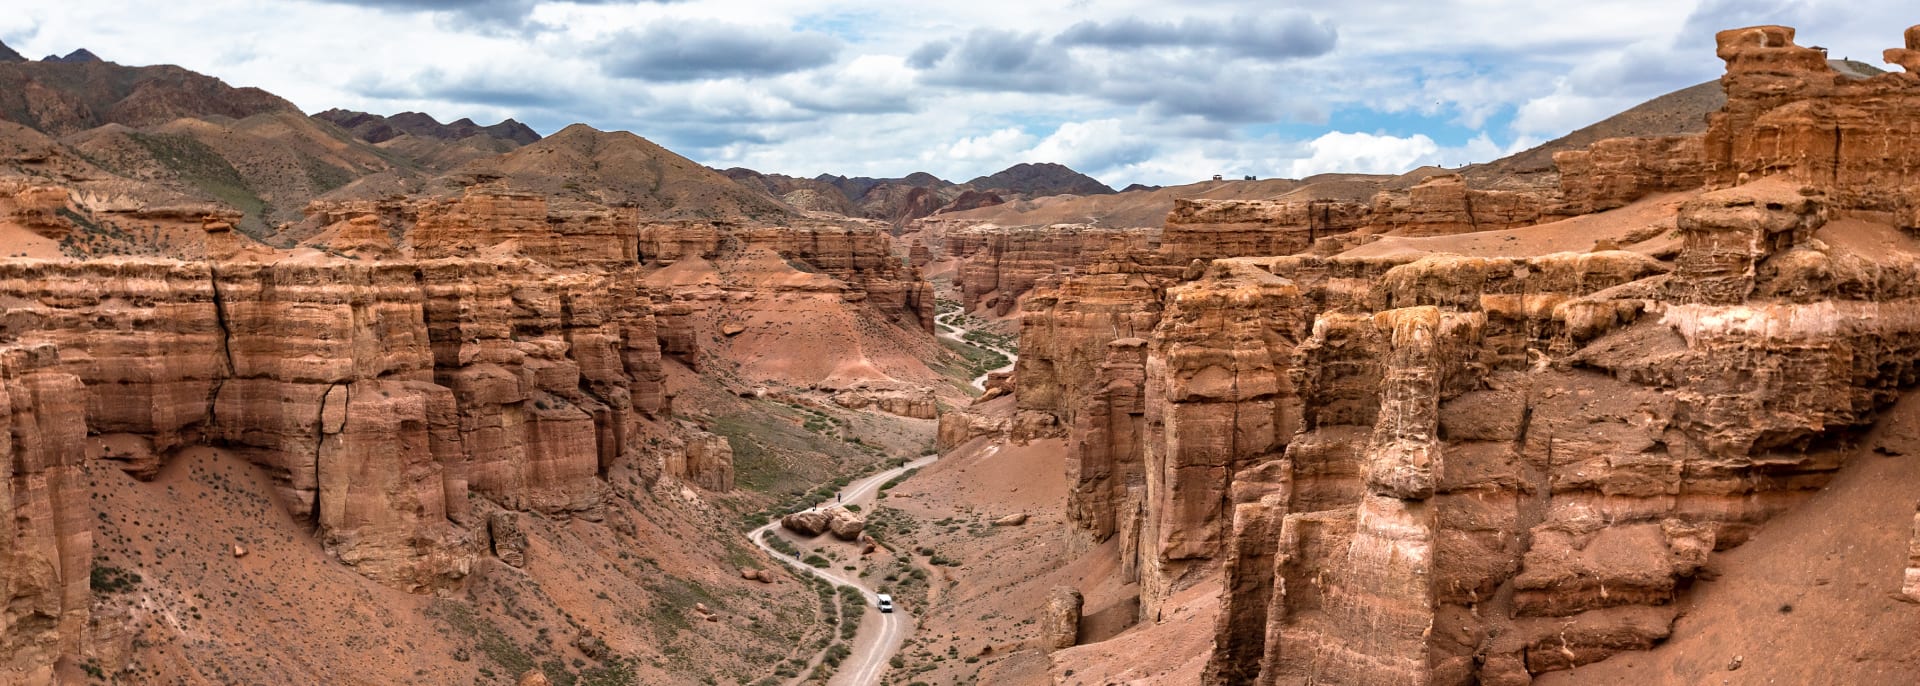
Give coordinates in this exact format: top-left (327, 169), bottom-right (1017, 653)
top-left (1015, 23), bottom-right (1920, 685)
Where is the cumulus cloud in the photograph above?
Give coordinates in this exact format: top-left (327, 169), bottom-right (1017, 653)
top-left (597, 19), bottom-right (841, 82)
top-left (911, 28), bottom-right (1081, 92)
top-left (1287, 131), bottom-right (1502, 178)
top-left (943, 127), bottom-right (1036, 161)
top-left (1024, 119), bottom-right (1158, 175)
top-left (772, 54), bottom-right (919, 114)
top-left (1055, 13), bottom-right (1337, 59)
top-left (908, 21), bottom-right (1329, 124)
top-left (348, 60), bottom-right (604, 112)
top-left (1510, 78), bottom-right (1642, 137)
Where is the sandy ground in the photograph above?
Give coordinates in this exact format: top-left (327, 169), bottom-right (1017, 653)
top-left (1050, 578), bottom-right (1222, 685)
top-left (1540, 392), bottom-right (1920, 685)
top-left (0, 221), bottom-right (63, 258)
top-left (75, 387), bottom-right (894, 685)
top-left (868, 435), bottom-right (1093, 684)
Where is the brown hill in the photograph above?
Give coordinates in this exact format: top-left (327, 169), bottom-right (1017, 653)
top-left (934, 177), bottom-right (1318, 228)
top-left (0, 40), bottom-right (23, 63)
top-left (0, 57), bottom-right (298, 136)
top-left (313, 108), bottom-right (541, 146)
top-left (450, 123), bottom-right (795, 221)
top-left (367, 131), bottom-right (522, 171)
top-left (41, 49), bottom-right (102, 64)
top-left (63, 110), bottom-right (411, 238)
top-left (721, 167), bottom-right (863, 215)
top-left (967, 161), bottom-right (1114, 196)
top-left (816, 170), bottom-right (952, 200)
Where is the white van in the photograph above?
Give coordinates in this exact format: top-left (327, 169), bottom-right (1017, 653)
top-left (876, 594), bottom-right (894, 613)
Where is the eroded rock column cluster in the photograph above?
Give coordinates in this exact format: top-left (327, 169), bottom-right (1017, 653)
top-left (1013, 23), bottom-right (1920, 685)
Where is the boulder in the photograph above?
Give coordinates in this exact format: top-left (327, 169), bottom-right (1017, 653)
top-left (1044, 586), bottom-right (1083, 650)
top-left (781, 509), bottom-right (832, 537)
top-left (993, 513), bottom-right (1029, 527)
top-left (825, 506), bottom-right (866, 541)
top-left (489, 511), bottom-right (528, 568)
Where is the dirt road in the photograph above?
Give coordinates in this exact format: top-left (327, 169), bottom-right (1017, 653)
top-left (936, 310), bottom-right (1017, 391)
top-left (750, 454), bottom-right (937, 686)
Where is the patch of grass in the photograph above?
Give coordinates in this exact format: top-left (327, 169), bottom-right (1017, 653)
top-left (125, 132), bottom-right (272, 237)
top-left (426, 600), bottom-right (535, 677)
top-left (89, 563), bottom-right (142, 594)
top-left (761, 530), bottom-right (801, 557)
top-left (878, 468), bottom-right (919, 495)
top-left (936, 338), bottom-right (1009, 388)
top-left (298, 153), bottom-right (356, 193)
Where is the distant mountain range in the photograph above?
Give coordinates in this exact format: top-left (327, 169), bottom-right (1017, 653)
top-left (0, 35), bottom-right (1749, 247)
top-left (722, 160), bottom-right (1115, 226)
top-left (313, 109), bottom-right (541, 146)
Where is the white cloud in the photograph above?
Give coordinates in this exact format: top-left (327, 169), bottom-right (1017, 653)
top-left (1511, 81), bottom-right (1641, 138)
top-left (1022, 119), bottom-right (1155, 175)
top-left (943, 127), bottom-right (1036, 161)
top-left (1288, 131), bottom-right (1503, 178)
top-left (6, 0), bottom-right (1916, 189)
top-left (1289, 131), bottom-right (1437, 177)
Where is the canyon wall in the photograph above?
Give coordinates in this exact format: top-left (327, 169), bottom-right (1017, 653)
top-left (0, 256), bottom-right (705, 596)
top-left (409, 189), bottom-right (641, 268)
top-left (1026, 23), bottom-right (1920, 685)
top-left (638, 219), bottom-right (935, 333)
top-left (1705, 25), bottom-right (1920, 230)
top-left (0, 344), bottom-right (90, 683)
top-left (1185, 178), bottom-right (1920, 684)
top-left (1366, 174), bottom-right (1558, 237)
top-left (951, 224), bottom-right (1158, 316)
top-left (1553, 135), bottom-right (1709, 214)
top-left (1162, 199), bottom-right (1368, 265)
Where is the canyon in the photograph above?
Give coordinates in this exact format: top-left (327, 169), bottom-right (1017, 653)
top-left (4, 17), bottom-right (1920, 686)
top-left (903, 22), bottom-right (1920, 686)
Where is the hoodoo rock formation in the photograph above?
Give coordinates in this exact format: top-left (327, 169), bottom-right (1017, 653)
top-left (1002, 23), bottom-right (1920, 686)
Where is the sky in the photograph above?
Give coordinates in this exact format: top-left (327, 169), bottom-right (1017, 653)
top-left (0, 1), bottom-right (1911, 188)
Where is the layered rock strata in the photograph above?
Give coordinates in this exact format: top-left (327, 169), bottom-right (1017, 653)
top-left (0, 344), bottom-right (91, 682)
top-left (951, 224), bottom-right (1159, 316)
top-left (1705, 24), bottom-right (1920, 229)
top-left (408, 189), bottom-right (642, 269)
top-left (1162, 199), bottom-right (1368, 264)
top-left (1027, 24), bottom-right (1920, 684)
top-left (637, 219), bottom-right (935, 332)
top-left (1553, 135), bottom-right (1709, 214)
top-left (0, 255), bottom-right (715, 596)
top-left (1367, 174), bottom-right (1556, 237)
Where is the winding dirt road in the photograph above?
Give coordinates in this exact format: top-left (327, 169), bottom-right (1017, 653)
top-left (746, 308), bottom-right (1010, 684)
top-left (936, 310), bottom-right (1017, 391)
top-left (751, 453), bottom-right (936, 686)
